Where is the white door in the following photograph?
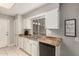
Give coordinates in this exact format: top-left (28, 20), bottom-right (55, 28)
top-left (0, 19), bottom-right (9, 48)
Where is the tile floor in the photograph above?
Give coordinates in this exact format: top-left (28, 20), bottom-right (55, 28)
top-left (0, 46), bottom-right (29, 56)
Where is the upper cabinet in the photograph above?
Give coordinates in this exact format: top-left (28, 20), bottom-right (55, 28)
top-left (31, 8), bottom-right (59, 30)
top-left (23, 3), bottom-right (59, 29)
top-left (45, 8), bottom-right (59, 29)
top-left (23, 17), bottom-right (32, 29)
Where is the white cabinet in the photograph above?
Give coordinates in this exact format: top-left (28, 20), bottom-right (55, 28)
top-left (27, 40), bottom-right (32, 54)
top-left (55, 45), bottom-right (61, 56)
top-left (23, 19), bottom-right (26, 29)
top-left (20, 37), bottom-right (24, 49)
top-left (23, 38), bottom-right (28, 51)
top-left (23, 17), bottom-right (32, 29)
top-left (24, 38), bottom-right (32, 54)
top-left (17, 37), bottom-right (21, 48)
top-left (23, 8), bottom-right (59, 30)
top-left (30, 8), bottom-right (59, 30)
top-left (18, 37), bottom-right (39, 56)
top-left (31, 40), bottom-right (39, 56)
top-left (18, 37), bottom-right (24, 49)
top-left (45, 8), bottom-right (59, 29)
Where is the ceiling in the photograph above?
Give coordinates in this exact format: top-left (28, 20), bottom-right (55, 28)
top-left (0, 3), bottom-right (46, 16)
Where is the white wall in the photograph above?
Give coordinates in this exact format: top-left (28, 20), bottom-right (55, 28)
top-left (0, 14), bottom-right (14, 46)
top-left (9, 17), bottom-right (15, 45)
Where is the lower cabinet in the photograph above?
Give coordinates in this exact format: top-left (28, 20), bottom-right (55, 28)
top-left (31, 40), bottom-right (39, 56)
top-left (23, 38), bottom-right (32, 54)
top-left (23, 38), bottom-right (28, 52)
top-left (18, 37), bottom-right (39, 56)
top-left (21, 37), bottom-right (24, 49)
top-left (27, 40), bottom-right (32, 54)
top-left (18, 36), bottom-right (60, 56)
top-left (18, 37), bottom-right (60, 56)
top-left (18, 37), bottom-right (24, 49)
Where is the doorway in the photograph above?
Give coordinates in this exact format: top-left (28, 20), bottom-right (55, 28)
top-left (0, 18), bottom-right (9, 48)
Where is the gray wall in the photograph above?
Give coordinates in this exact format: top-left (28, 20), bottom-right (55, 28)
top-left (60, 3), bottom-right (79, 56)
top-left (23, 3), bottom-right (79, 56)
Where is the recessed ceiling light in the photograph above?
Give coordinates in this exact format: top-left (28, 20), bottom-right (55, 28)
top-left (0, 3), bottom-right (14, 9)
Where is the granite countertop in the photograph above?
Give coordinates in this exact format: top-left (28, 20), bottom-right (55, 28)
top-left (19, 34), bottom-right (38, 41)
top-left (38, 36), bottom-right (62, 47)
top-left (19, 34), bottom-right (62, 47)
top-left (19, 34), bottom-right (31, 38)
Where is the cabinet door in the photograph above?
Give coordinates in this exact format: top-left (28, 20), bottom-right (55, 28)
top-left (18, 37), bottom-right (24, 49)
top-left (17, 37), bottom-right (20, 48)
top-left (23, 18), bottom-right (32, 29)
top-left (21, 37), bottom-right (24, 49)
top-left (23, 19), bottom-right (26, 29)
top-left (45, 8), bottom-right (59, 29)
top-left (32, 41), bottom-right (39, 56)
top-left (27, 40), bottom-right (32, 54)
top-left (23, 38), bottom-right (28, 51)
top-left (18, 37), bottom-right (22, 48)
top-left (26, 18), bottom-right (32, 29)
top-left (55, 45), bottom-right (60, 56)
top-left (23, 38), bottom-right (32, 54)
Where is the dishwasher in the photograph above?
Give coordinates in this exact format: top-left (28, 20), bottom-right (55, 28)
top-left (39, 42), bottom-right (55, 56)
